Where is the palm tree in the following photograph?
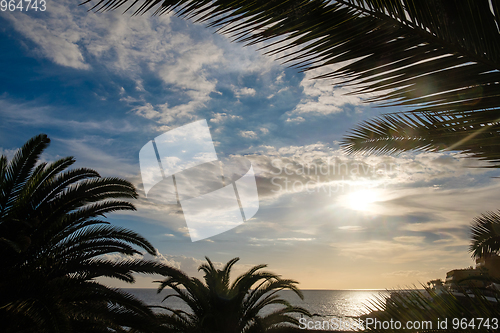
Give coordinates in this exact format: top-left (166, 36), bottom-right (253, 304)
top-left (470, 211), bottom-right (500, 259)
top-left (153, 257), bottom-right (311, 333)
top-left (0, 134), bottom-right (172, 333)
top-left (84, 0), bottom-right (500, 165)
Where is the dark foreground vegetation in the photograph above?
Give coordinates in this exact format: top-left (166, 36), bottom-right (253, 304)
top-left (361, 286), bottom-right (500, 333)
top-left (0, 134), bottom-right (311, 333)
top-left (0, 134), bottom-right (167, 332)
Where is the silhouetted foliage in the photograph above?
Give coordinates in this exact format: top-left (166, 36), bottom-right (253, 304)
top-left (0, 134), bottom-right (171, 333)
top-left (154, 257), bottom-right (311, 333)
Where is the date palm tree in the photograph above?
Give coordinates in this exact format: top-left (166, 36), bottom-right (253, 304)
top-left (153, 257), bottom-right (311, 333)
top-left (85, 0), bottom-right (500, 165)
top-left (0, 134), bottom-right (172, 333)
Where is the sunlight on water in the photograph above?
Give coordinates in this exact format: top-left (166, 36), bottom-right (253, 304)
top-left (124, 288), bottom-right (389, 330)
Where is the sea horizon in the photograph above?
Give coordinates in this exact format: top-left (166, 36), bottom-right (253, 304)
top-left (120, 287), bottom-right (422, 291)
top-left (123, 288), bottom-right (395, 327)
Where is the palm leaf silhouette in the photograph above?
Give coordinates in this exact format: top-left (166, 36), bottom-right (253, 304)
top-left (154, 256), bottom-right (311, 332)
top-left (0, 134), bottom-right (176, 332)
top-left (83, 0), bottom-right (500, 163)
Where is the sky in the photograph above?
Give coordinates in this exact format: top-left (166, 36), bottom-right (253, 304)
top-left (1, 0), bottom-right (500, 290)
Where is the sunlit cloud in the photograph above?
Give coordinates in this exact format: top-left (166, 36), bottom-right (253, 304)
top-left (209, 113), bottom-right (242, 124)
top-left (393, 236), bottom-right (426, 244)
top-left (239, 130), bottom-right (258, 139)
top-left (284, 65), bottom-right (372, 121)
top-left (231, 85), bottom-right (256, 98)
top-left (338, 226), bottom-right (365, 231)
top-left (335, 240), bottom-right (467, 264)
top-left (382, 270), bottom-right (427, 278)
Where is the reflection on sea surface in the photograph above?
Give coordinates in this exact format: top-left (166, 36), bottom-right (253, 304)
top-left (124, 288), bottom-right (389, 330)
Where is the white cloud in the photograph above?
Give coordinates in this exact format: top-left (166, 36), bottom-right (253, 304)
top-left (5, 1), bottom-right (225, 123)
top-left (393, 236), bottom-right (426, 244)
top-left (0, 147), bottom-right (17, 160)
top-left (249, 237), bottom-right (316, 246)
top-left (3, 2), bottom-right (89, 69)
top-left (277, 237), bottom-right (315, 241)
top-left (4, 1), bottom-right (298, 130)
top-left (133, 103), bottom-right (161, 120)
top-left (240, 130), bottom-right (258, 139)
top-left (335, 240), bottom-right (466, 264)
top-left (231, 85), bottom-right (256, 98)
top-left (286, 116), bottom-right (305, 123)
top-left (338, 226), bottom-right (365, 231)
top-left (209, 112), bottom-right (242, 124)
top-left (276, 87), bottom-right (289, 94)
top-left (275, 72), bottom-right (285, 83)
top-left (382, 270), bottom-right (426, 278)
top-left (285, 64), bottom-right (378, 119)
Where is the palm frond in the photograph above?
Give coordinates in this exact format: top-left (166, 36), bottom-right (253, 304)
top-left (83, 0), bottom-right (500, 165)
top-left (342, 111), bottom-right (500, 165)
top-left (0, 134), bottom-right (50, 220)
top-left (470, 211), bottom-right (500, 258)
top-left (54, 224), bottom-right (156, 256)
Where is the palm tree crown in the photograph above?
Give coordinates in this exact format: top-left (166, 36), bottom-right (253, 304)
top-left (0, 134), bottom-right (169, 333)
top-left (470, 211), bottom-right (500, 259)
top-left (154, 257), bottom-right (311, 333)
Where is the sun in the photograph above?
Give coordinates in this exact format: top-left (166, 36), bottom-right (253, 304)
top-left (344, 189), bottom-right (379, 211)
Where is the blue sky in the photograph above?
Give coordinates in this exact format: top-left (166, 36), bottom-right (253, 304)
top-left (1, 1), bottom-right (500, 289)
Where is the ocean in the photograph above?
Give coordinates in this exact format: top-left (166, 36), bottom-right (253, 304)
top-left (123, 289), bottom-right (389, 330)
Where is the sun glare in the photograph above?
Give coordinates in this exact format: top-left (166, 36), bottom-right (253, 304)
top-left (344, 189), bottom-right (379, 211)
